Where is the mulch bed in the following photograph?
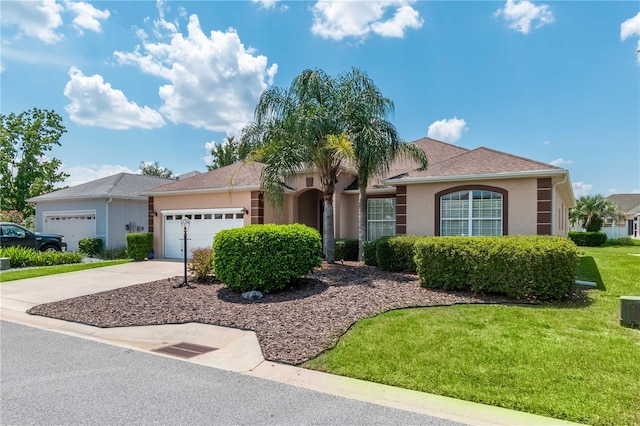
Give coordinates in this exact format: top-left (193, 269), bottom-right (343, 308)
top-left (27, 262), bottom-right (511, 365)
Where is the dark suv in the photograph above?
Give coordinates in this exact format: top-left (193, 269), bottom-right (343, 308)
top-left (0, 222), bottom-right (67, 252)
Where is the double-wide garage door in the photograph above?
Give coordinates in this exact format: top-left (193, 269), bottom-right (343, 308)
top-left (163, 209), bottom-right (245, 259)
top-left (43, 211), bottom-right (96, 252)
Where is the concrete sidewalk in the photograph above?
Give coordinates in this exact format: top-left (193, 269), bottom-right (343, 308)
top-left (0, 261), bottom-right (580, 426)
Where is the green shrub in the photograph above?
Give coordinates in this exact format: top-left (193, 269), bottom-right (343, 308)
top-left (213, 224), bottom-right (322, 294)
top-left (568, 231), bottom-right (607, 247)
top-left (0, 246), bottom-right (82, 267)
top-left (604, 237), bottom-right (640, 246)
top-left (188, 247), bottom-right (214, 282)
top-left (377, 235), bottom-right (421, 272)
top-left (363, 240), bottom-right (378, 266)
top-left (414, 236), bottom-right (579, 301)
top-left (101, 245), bottom-right (128, 260)
top-left (335, 239), bottom-right (359, 261)
top-left (77, 237), bottom-right (103, 257)
top-left (125, 233), bottom-right (154, 260)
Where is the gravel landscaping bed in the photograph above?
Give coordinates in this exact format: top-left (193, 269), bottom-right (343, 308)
top-left (27, 262), bottom-right (509, 365)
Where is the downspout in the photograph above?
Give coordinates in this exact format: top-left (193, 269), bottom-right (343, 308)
top-left (551, 173), bottom-right (568, 236)
top-left (105, 197), bottom-right (113, 247)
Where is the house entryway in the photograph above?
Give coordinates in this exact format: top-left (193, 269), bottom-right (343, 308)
top-left (297, 189), bottom-right (323, 237)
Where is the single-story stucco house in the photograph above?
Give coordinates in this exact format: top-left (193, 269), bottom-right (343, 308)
top-left (604, 194), bottom-right (640, 239)
top-left (28, 173), bottom-right (175, 251)
top-left (143, 138), bottom-right (576, 259)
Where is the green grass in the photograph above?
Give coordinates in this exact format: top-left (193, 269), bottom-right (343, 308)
top-left (304, 246), bottom-right (640, 426)
top-left (0, 260), bottom-right (130, 282)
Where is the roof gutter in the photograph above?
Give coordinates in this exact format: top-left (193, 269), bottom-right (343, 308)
top-left (384, 169), bottom-right (568, 186)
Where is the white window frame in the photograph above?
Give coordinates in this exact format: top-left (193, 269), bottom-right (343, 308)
top-left (367, 198), bottom-right (396, 241)
top-left (440, 190), bottom-right (503, 236)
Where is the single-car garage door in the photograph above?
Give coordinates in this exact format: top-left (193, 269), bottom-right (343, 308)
top-left (43, 211), bottom-right (96, 252)
top-left (163, 209), bottom-right (245, 259)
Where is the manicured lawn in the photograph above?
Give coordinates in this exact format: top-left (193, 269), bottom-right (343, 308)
top-left (0, 260), bottom-right (130, 282)
top-left (304, 246), bottom-right (640, 426)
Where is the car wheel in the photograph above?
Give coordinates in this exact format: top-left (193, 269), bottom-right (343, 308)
top-left (41, 245), bottom-right (60, 252)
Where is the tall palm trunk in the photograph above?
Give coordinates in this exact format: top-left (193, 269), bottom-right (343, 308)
top-left (358, 183), bottom-right (367, 261)
top-left (323, 193), bottom-right (335, 264)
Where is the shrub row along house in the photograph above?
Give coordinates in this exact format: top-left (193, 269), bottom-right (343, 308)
top-left (27, 138), bottom-right (576, 258)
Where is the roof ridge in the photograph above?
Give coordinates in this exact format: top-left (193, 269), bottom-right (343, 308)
top-left (104, 172), bottom-right (126, 195)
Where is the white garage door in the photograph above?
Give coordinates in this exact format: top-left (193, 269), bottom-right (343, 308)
top-left (163, 209), bottom-right (245, 259)
top-left (44, 211), bottom-right (96, 252)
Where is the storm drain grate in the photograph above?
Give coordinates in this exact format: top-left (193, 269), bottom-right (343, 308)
top-left (152, 342), bottom-right (218, 359)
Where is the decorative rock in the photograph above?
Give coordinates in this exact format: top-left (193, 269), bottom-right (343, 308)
top-left (242, 290), bottom-right (263, 301)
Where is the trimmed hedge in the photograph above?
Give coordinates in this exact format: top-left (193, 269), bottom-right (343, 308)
top-left (77, 237), bottom-right (103, 257)
top-left (414, 236), bottom-right (579, 301)
top-left (377, 235), bottom-right (421, 272)
top-left (212, 224), bottom-right (322, 294)
top-left (568, 231), bottom-right (607, 247)
top-left (125, 233), bottom-right (154, 260)
top-left (335, 239), bottom-right (359, 261)
top-left (363, 240), bottom-right (378, 266)
top-left (0, 246), bottom-right (82, 267)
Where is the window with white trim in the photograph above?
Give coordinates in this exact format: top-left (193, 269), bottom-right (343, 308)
top-left (367, 198), bottom-right (396, 241)
top-left (440, 190), bottom-right (502, 236)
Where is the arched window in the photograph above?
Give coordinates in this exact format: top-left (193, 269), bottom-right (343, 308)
top-left (436, 186), bottom-right (507, 236)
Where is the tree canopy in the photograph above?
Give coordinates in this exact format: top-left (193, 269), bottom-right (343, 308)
top-left (206, 136), bottom-right (252, 171)
top-left (569, 194), bottom-right (625, 232)
top-left (1, 108), bottom-right (68, 217)
top-left (139, 161), bottom-right (174, 178)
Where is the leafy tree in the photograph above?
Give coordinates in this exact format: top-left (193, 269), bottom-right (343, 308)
top-left (139, 161), bottom-right (173, 178)
top-left (337, 68), bottom-right (428, 260)
top-left (1, 108), bottom-right (68, 217)
top-left (569, 194), bottom-right (625, 232)
top-left (241, 69), bottom-right (354, 263)
top-left (206, 136), bottom-right (252, 170)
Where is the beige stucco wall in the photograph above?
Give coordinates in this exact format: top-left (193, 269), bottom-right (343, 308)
top-left (405, 177), bottom-right (540, 236)
top-left (552, 177), bottom-right (573, 237)
top-left (338, 193), bottom-right (359, 239)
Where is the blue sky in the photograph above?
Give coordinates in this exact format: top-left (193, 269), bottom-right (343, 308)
top-left (1, 0), bottom-right (639, 196)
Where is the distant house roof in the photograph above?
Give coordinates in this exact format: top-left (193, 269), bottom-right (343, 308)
top-left (145, 161), bottom-right (264, 194)
top-left (28, 173), bottom-right (176, 202)
top-left (606, 194), bottom-right (640, 214)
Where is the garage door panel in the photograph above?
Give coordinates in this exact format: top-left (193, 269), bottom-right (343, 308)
top-left (44, 213), bottom-right (96, 252)
top-left (163, 211), bottom-right (244, 259)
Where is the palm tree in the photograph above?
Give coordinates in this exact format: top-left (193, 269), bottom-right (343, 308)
top-left (241, 69), bottom-right (353, 263)
top-left (337, 68), bottom-right (428, 260)
top-left (569, 194), bottom-right (625, 232)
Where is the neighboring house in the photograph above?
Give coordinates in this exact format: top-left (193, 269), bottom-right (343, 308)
top-left (604, 194), bottom-right (640, 239)
top-left (144, 138), bottom-right (576, 259)
top-left (28, 173), bottom-right (175, 252)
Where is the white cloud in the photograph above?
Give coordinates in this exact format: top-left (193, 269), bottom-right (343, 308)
top-left (253, 0), bottom-right (279, 9)
top-left (114, 13), bottom-right (278, 135)
top-left (63, 66), bottom-right (166, 130)
top-left (549, 158), bottom-right (573, 166)
top-left (0, 0), bottom-right (64, 44)
top-left (543, 140), bottom-right (551, 145)
top-left (572, 181), bottom-right (593, 197)
top-left (427, 117), bottom-right (468, 143)
top-left (494, 0), bottom-right (554, 35)
top-left (64, 1), bottom-right (110, 34)
top-left (311, 0), bottom-right (423, 41)
top-left (62, 164), bottom-right (136, 187)
top-left (204, 141), bottom-right (218, 166)
top-left (621, 12), bottom-right (640, 40)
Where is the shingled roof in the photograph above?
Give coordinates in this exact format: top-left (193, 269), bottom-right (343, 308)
top-left (28, 173), bottom-right (175, 202)
top-left (145, 161), bottom-right (264, 194)
top-left (606, 194), bottom-right (640, 214)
